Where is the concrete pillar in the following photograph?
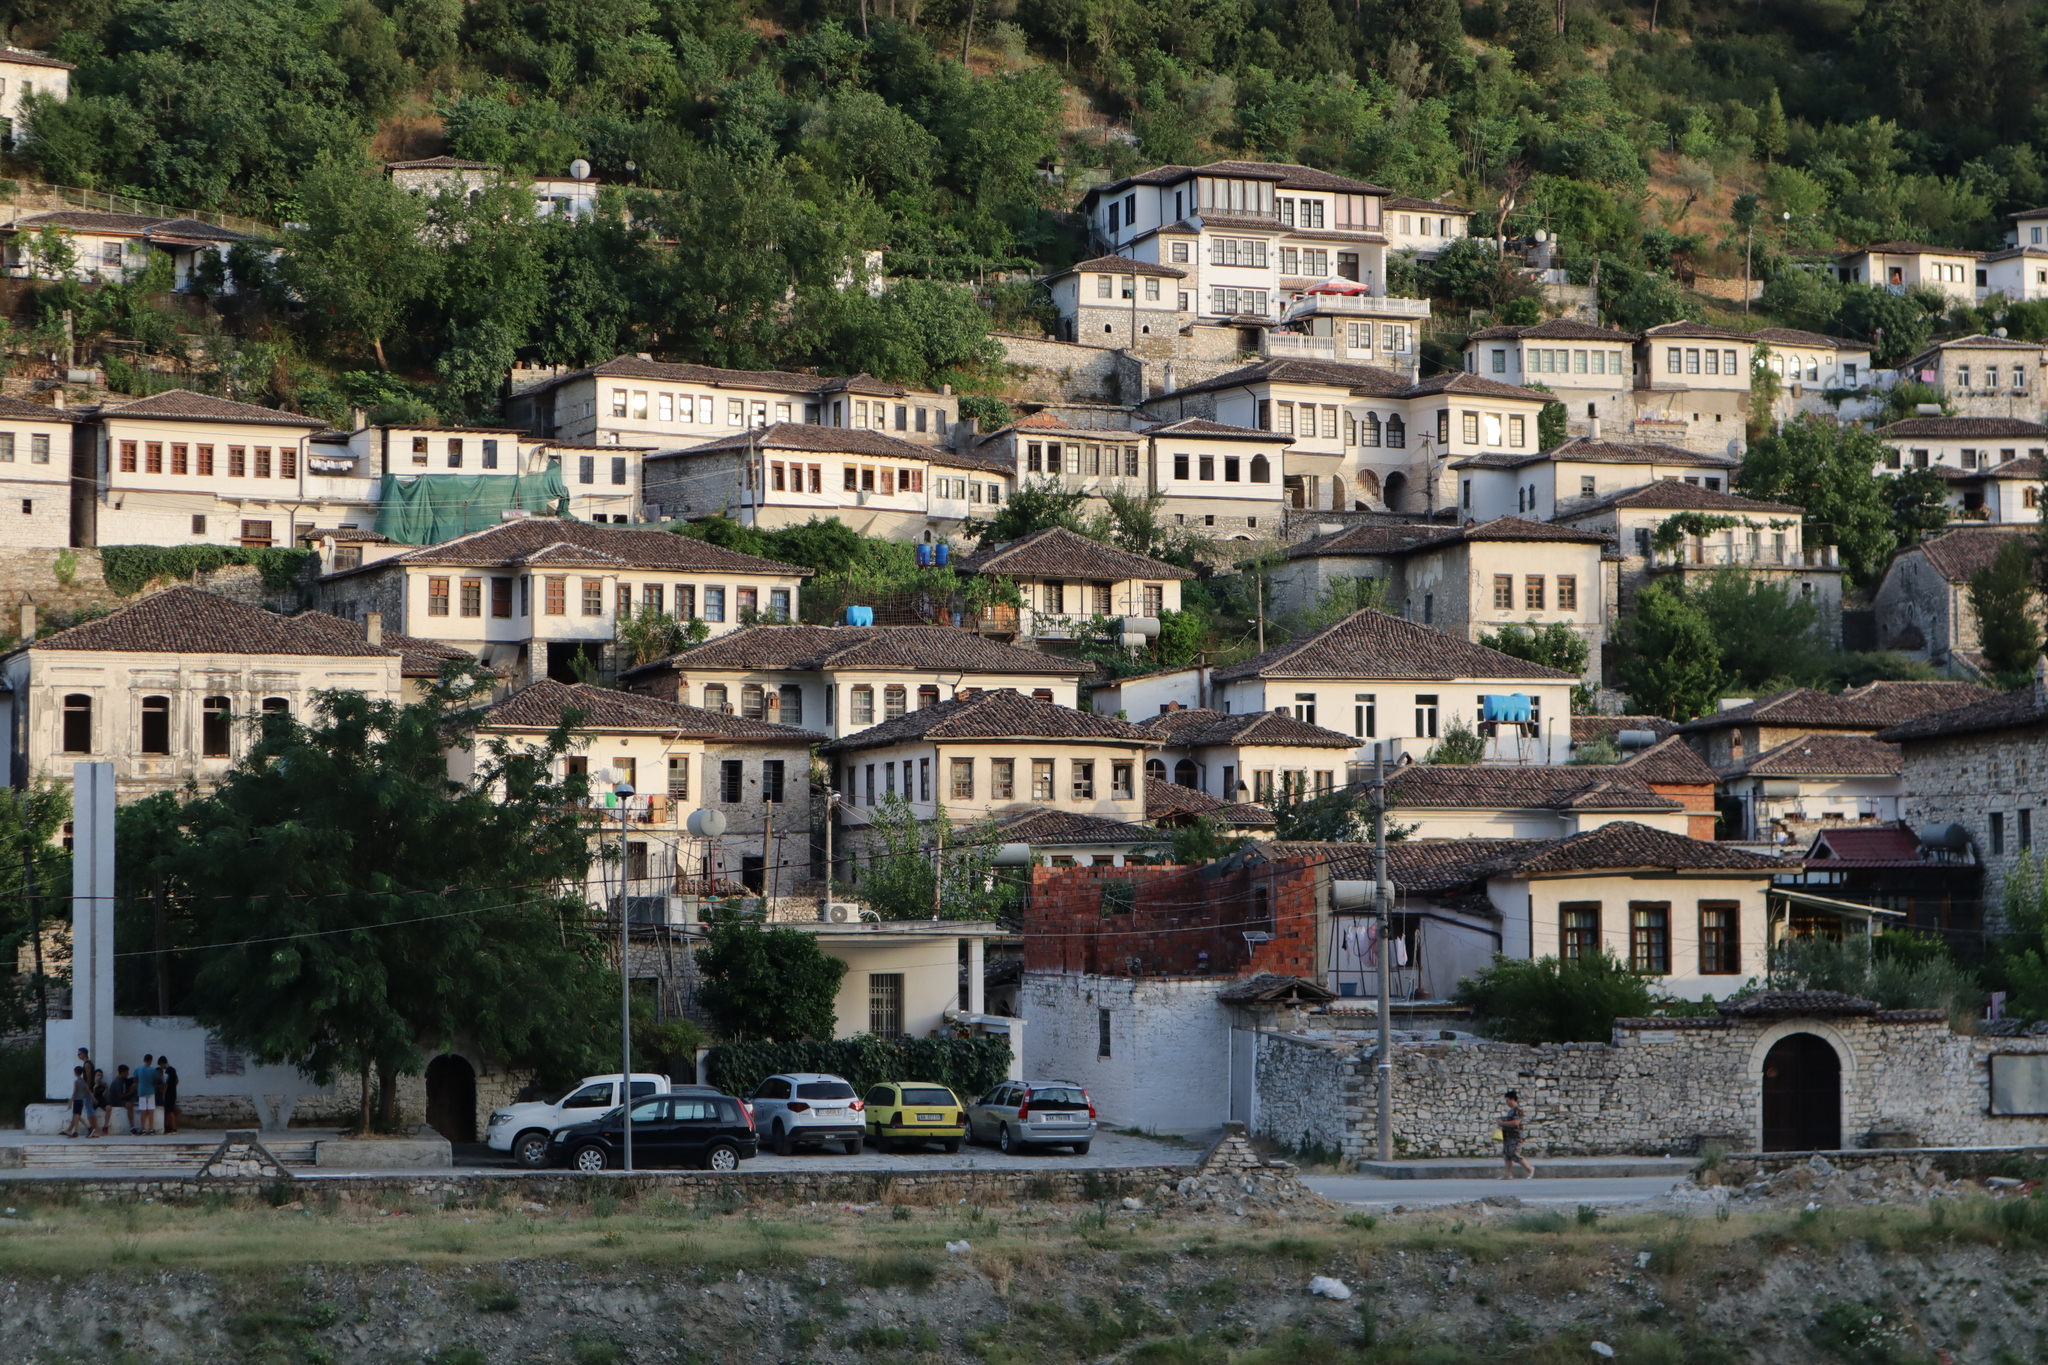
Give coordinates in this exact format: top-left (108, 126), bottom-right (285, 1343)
top-left (72, 761), bottom-right (115, 1070)
top-left (968, 935), bottom-right (985, 1015)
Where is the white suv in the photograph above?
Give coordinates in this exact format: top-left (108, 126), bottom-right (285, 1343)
top-left (487, 1072), bottom-right (671, 1168)
top-left (747, 1073), bottom-right (865, 1155)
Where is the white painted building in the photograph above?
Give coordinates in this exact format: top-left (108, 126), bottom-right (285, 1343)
top-left (1874, 417), bottom-right (2048, 524)
top-left (1453, 433), bottom-right (1738, 525)
top-left (1381, 195), bottom-right (1471, 259)
top-left (0, 211), bottom-right (256, 290)
top-left (1461, 319), bottom-right (1641, 441)
top-left (0, 47), bottom-right (69, 143)
top-left (0, 393), bottom-right (78, 547)
top-left (1896, 335), bottom-right (2046, 420)
top-left (1134, 706), bottom-right (1358, 803)
top-left (1837, 242), bottom-right (1985, 304)
top-left (954, 526), bottom-right (1189, 640)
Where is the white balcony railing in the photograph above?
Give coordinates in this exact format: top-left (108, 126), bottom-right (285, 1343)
top-left (1283, 293), bottom-right (1432, 321)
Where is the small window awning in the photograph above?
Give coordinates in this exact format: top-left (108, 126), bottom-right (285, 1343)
top-left (1769, 888), bottom-right (1908, 922)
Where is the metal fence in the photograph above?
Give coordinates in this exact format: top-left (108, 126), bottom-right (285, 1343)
top-left (13, 180), bottom-right (274, 238)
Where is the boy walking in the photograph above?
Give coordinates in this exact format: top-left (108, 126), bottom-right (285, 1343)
top-left (1498, 1089), bottom-right (1536, 1180)
top-left (63, 1066), bottom-right (92, 1138)
top-left (135, 1054), bottom-right (158, 1135)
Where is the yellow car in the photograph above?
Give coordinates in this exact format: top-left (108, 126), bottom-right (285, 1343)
top-left (862, 1082), bottom-right (967, 1153)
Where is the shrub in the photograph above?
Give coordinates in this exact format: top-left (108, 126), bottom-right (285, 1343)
top-left (98, 545), bottom-right (314, 596)
top-left (1453, 952), bottom-right (1660, 1043)
top-left (702, 1036), bottom-right (1012, 1099)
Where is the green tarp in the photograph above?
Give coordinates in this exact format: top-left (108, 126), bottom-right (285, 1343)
top-left (373, 469), bottom-right (573, 545)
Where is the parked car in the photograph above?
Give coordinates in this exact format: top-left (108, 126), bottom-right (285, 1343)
top-left (862, 1082), bottom-right (966, 1153)
top-left (965, 1080), bottom-right (1097, 1154)
top-left (548, 1090), bottom-right (757, 1172)
top-left (486, 1072), bottom-right (671, 1168)
top-left (746, 1073), bottom-right (865, 1155)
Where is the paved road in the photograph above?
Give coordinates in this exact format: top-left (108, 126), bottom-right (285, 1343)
top-left (1306, 1174), bottom-right (1689, 1209)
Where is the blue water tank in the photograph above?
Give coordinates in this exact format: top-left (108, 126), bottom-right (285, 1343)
top-left (845, 605), bottom-right (874, 626)
top-left (935, 542), bottom-right (950, 566)
top-left (916, 544), bottom-right (932, 567)
top-left (1481, 694), bottom-right (1532, 724)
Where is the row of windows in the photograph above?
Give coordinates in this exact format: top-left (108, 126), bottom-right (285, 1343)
top-left (1026, 442), bottom-right (1140, 478)
top-left (1989, 809), bottom-right (2035, 856)
top-left (1665, 347), bottom-right (1742, 377)
top-left (1480, 347), bottom-right (1630, 376)
top-left (1210, 287), bottom-right (1271, 316)
top-left (1344, 322), bottom-right (1413, 354)
top-left (1769, 356), bottom-right (1857, 385)
top-left (1395, 215), bottom-right (1457, 237)
top-left (117, 441), bottom-right (295, 479)
top-left (571, 454), bottom-right (630, 486)
top-left (605, 389), bottom-right (941, 436)
top-left (1278, 247), bottom-right (1329, 277)
top-left (1886, 446), bottom-right (2045, 470)
top-left (408, 435), bottom-right (505, 470)
top-left (424, 575), bottom-right (790, 624)
top-left (1277, 690), bottom-right (1546, 740)
top-left (1210, 239), bottom-right (1269, 269)
top-left (1169, 452), bottom-right (1271, 484)
top-left (1460, 411), bottom-right (1527, 448)
top-left (1491, 574), bottom-right (1578, 612)
top-left (1952, 365), bottom-right (2027, 392)
top-left (58, 693), bottom-right (288, 756)
top-left (855, 755), bottom-right (1136, 805)
top-left (1032, 582), bottom-right (1166, 616)
top-left (0, 433), bottom-right (52, 464)
top-left (1559, 899), bottom-right (1743, 976)
top-left (1095, 274), bottom-right (1163, 301)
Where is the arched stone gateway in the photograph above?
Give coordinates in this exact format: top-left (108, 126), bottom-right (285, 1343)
top-left (425, 1053), bottom-right (478, 1144)
top-left (1760, 1031), bottom-right (1842, 1151)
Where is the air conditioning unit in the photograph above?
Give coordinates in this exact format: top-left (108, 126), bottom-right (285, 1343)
top-left (821, 902), bottom-right (862, 923)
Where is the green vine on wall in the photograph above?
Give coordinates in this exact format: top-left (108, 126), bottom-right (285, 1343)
top-left (98, 545), bottom-right (315, 597)
top-left (1649, 512), bottom-right (1798, 555)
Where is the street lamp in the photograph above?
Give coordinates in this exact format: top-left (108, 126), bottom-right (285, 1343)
top-left (598, 766), bottom-right (637, 1172)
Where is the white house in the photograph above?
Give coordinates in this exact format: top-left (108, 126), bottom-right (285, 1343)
top-left (0, 211), bottom-right (256, 290)
top-left (1874, 417), bottom-right (2048, 524)
top-left (1380, 763), bottom-right (1692, 839)
top-left (1978, 247), bottom-right (2048, 303)
top-left (1134, 706), bottom-right (1358, 804)
top-left (1896, 335), bottom-right (2046, 420)
top-left (1836, 242), bottom-right (1984, 304)
top-left (0, 393), bottom-right (78, 547)
top-left (0, 47), bottom-right (69, 144)
top-left (954, 526), bottom-right (1190, 640)
top-left (1461, 319), bottom-right (1641, 441)
top-left (1040, 254), bottom-right (1191, 345)
top-left (1381, 196), bottom-right (1471, 259)
top-left (1453, 433), bottom-right (1739, 525)
top-left (1751, 327), bottom-right (1873, 420)
top-left (1716, 733), bottom-right (1905, 844)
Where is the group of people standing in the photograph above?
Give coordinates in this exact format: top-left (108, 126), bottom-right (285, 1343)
top-left (62, 1048), bottom-right (179, 1138)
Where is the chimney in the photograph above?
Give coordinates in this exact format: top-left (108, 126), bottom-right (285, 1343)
top-left (350, 406), bottom-right (367, 431)
top-left (364, 611), bottom-right (383, 647)
top-left (48, 390), bottom-right (63, 411)
top-left (1162, 359), bottom-right (1177, 395)
top-left (17, 603), bottom-right (32, 641)
top-left (2036, 654), bottom-right (2047, 708)
top-left (1587, 415), bottom-right (1599, 441)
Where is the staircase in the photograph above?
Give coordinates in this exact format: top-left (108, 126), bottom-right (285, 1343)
top-left (17, 1137), bottom-right (319, 1170)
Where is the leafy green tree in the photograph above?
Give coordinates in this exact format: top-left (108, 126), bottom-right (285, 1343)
top-left (1834, 284), bottom-right (1940, 367)
top-left (1967, 537), bottom-right (2042, 679)
top-left (281, 160), bottom-right (435, 370)
top-left (965, 478), bottom-right (1092, 547)
top-left (165, 669), bottom-right (610, 1132)
top-left (1772, 931), bottom-right (1976, 1024)
top-left (1167, 816), bottom-right (1252, 865)
top-left (1736, 417), bottom-right (1899, 587)
top-left (846, 795), bottom-right (1012, 922)
top-left (1453, 952), bottom-right (1662, 1043)
top-left (1886, 468), bottom-right (1953, 547)
top-left (1873, 380), bottom-right (1954, 425)
top-left (1685, 568), bottom-right (1824, 690)
top-left (1617, 582), bottom-right (1728, 720)
top-left (1293, 574), bottom-right (1390, 634)
top-left (1423, 715), bottom-right (1486, 764)
top-left (694, 909), bottom-right (851, 1041)
top-left (0, 782), bottom-right (70, 1035)
top-left (1478, 620), bottom-right (1589, 676)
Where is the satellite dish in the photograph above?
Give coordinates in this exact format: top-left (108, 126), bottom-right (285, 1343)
top-left (1997, 327), bottom-right (2010, 338)
top-left (1533, 229), bottom-right (1548, 243)
top-left (686, 808), bottom-right (727, 838)
top-left (569, 158), bottom-right (592, 181)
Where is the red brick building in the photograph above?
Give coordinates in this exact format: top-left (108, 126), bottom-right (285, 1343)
top-left (1023, 859), bottom-right (1328, 981)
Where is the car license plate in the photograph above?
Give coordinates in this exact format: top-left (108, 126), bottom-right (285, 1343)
top-left (917, 1113), bottom-right (944, 1123)
top-left (819, 1108), bottom-right (850, 1118)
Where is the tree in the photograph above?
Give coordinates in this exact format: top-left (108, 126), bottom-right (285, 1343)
top-left (1294, 574), bottom-right (1390, 633)
top-left (1478, 620), bottom-right (1589, 676)
top-left (964, 477), bottom-right (1092, 547)
top-left (167, 668), bottom-right (611, 1133)
top-left (1758, 88), bottom-right (1789, 163)
top-left (1617, 582), bottom-right (1728, 720)
top-left (694, 909), bottom-right (850, 1041)
top-left (1453, 952), bottom-right (1661, 1043)
top-left (281, 159), bottom-right (435, 370)
top-left (1736, 416), bottom-right (1900, 587)
top-left (1168, 815), bottom-right (1252, 865)
top-left (1967, 537), bottom-right (2042, 678)
top-left (1685, 567), bottom-right (1824, 690)
top-left (1423, 716), bottom-right (1486, 763)
top-left (1886, 467), bottom-right (1952, 546)
top-left (847, 795), bottom-right (1014, 921)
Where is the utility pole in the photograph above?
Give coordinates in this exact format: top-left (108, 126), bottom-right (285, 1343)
top-left (22, 838), bottom-right (43, 1039)
top-left (1373, 749), bottom-right (1392, 1163)
top-left (612, 769), bottom-right (636, 1173)
top-left (819, 790), bottom-right (838, 921)
top-left (1744, 218), bottom-right (1754, 316)
top-left (763, 797), bottom-right (774, 908)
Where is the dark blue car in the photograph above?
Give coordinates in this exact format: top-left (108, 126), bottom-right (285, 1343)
top-left (548, 1091), bottom-right (758, 1171)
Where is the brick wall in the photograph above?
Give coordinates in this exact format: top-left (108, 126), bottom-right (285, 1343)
top-left (1251, 1014), bottom-right (2048, 1161)
top-left (1024, 860), bottom-right (1323, 980)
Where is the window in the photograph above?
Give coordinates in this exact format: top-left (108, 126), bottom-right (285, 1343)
top-left (917, 683), bottom-right (941, 710)
top-left (851, 687), bottom-right (874, 724)
top-left (1557, 576), bottom-right (1577, 611)
top-left (61, 694), bottom-right (91, 754)
top-left (201, 696), bottom-right (231, 757)
top-left (1032, 759), bottom-right (1055, 801)
top-left (1993, 812), bottom-right (2007, 856)
top-left (491, 578), bottom-right (513, 618)
top-left (261, 698), bottom-right (290, 718)
top-left (1292, 692), bottom-right (1317, 725)
top-left (741, 684), bottom-right (766, 720)
top-left (1560, 903), bottom-right (1599, 960)
top-left (777, 684), bottom-right (802, 723)
top-left (581, 578), bottom-right (603, 616)
top-left (1249, 454), bottom-right (1270, 483)
top-left (2025, 808), bottom-right (2036, 851)
top-left (668, 756), bottom-right (689, 798)
top-left (718, 760), bottom-right (744, 803)
top-left (951, 758), bottom-right (975, 800)
top-left (1525, 576), bottom-right (1545, 610)
top-left (145, 442), bottom-right (162, 474)
top-left (1699, 902), bottom-right (1740, 975)
top-left (228, 446), bottom-right (245, 478)
top-left (1173, 453), bottom-right (1189, 480)
top-left (169, 443), bottom-right (186, 475)
top-left (1493, 575), bottom-right (1514, 610)
top-left (1461, 411), bottom-right (1479, 444)
top-left (869, 973), bottom-right (905, 1038)
top-left (763, 759), bottom-right (786, 804)
top-left (140, 696), bottom-right (170, 755)
top-left (1098, 1007), bottom-right (1112, 1058)
top-left (611, 456), bottom-right (628, 487)
top-left (1388, 415), bottom-right (1406, 449)
top-left (1072, 760), bottom-right (1095, 799)
top-left (544, 576), bottom-right (567, 615)
top-left (1198, 455), bottom-right (1214, 480)
top-left (1415, 694), bottom-right (1439, 738)
top-left (254, 447), bottom-right (271, 478)
top-left (1254, 771), bottom-right (1275, 801)
top-left (1352, 692), bottom-right (1376, 738)
top-left (1629, 903), bottom-right (1670, 974)
top-left (1508, 416), bottom-right (1525, 447)
top-left (427, 577), bottom-right (451, 616)
top-left (992, 758), bottom-right (1015, 800)
top-left (884, 684), bottom-right (906, 720)
top-left (460, 578), bottom-right (482, 617)
top-left (702, 684), bottom-right (728, 713)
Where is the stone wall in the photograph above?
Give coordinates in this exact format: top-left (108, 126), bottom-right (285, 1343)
top-left (994, 334), bottom-right (1124, 403)
top-left (0, 545), bottom-right (119, 623)
top-left (1251, 1013), bottom-right (2048, 1162)
top-left (1898, 713), bottom-right (2048, 922)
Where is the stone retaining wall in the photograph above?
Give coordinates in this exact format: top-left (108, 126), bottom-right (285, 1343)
top-left (1252, 1014), bottom-right (2048, 1163)
top-left (994, 334), bottom-right (1122, 403)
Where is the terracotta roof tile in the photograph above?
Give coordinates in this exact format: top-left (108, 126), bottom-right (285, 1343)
top-left (1383, 195), bottom-right (1468, 215)
top-left (1507, 821), bottom-right (1789, 875)
top-left (1258, 838), bottom-right (1543, 895)
top-left (26, 588), bottom-right (395, 658)
top-left (1614, 734), bottom-right (1720, 785)
top-left (1465, 319), bottom-right (1638, 342)
top-left (1910, 526), bottom-right (2039, 584)
top-left (1807, 824), bottom-right (1924, 863)
top-left (324, 520), bottom-right (812, 579)
top-left (1143, 417), bottom-right (1291, 441)
top-left (1733, 732), bottom-right (1902, 778)
top-left (1211, 609), bottom-right (1572, 684)
top-left (481, 678), bottom-right (815, 740)
top-left (1849, 242), bottom-right (1983, 258)
top-left (97, 389), bottom-right (330, 427)
top-left (1137, 707), bottom-right (1358, 748)
top-left (1877, 679), bottom-right (2048, 743)
top-left (1681, 680), bottom-right (1990, 731)
top-left (514, 354), bottom-right (920, 401)
top-left (661, 421), bottom-right (1003, 472)
top-left (1718, 990), bottom-right (1876, 1016)
top-left (0, 393), bottom-right (79, 423)
top-left (986, 808), bottom-right (1165, 845)
top-left (1567, 482), bottom-right (1801, 516)
top-left (1750, 327), bottom-right (1866, 351)
top-left (817, 689), bottom-right (1160, 754)
top-left (293, 612), bottom-right (473, 679)
top-left (0, 48), bottom-right (73, 70)
top-left (1047, 254), bottom-right (1187, 279)
top-left (955, 526), bottom-right (1193, 581)
top-left (625, 624), bottom-right (1085, 677)
top-left (1876, 417), bottom-right (2048, 439)
top-left (1384, 764), bottom-right (1682, 812)
top-left (1395, 372), bottom-right (1554, 403)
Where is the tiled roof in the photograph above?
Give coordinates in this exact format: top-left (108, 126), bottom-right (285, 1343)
top-left (660, 421), bottom-right (1003, 473)
top-left (1155, 358), bottom-right (1506, 402)
top-left (0, 394), bottom-right (78, 423)
top-left (1681, 681), bottom-right (1991, 732)
top-left (322, 520), bottom-right (812, 579)
top-left (1048, 254), bottom-right (1187, 279)
top-left (1910, 333), bottom-right (2041, 352)
top-left (146, 218), bottom-right (254, 244)
top-left (1572, 715), bottom-right (1679, 744)
top-left (1384, 195), bottom-right (1468, 215)
top-left (1643, 320), bottom-right (1761, 342)
top-left (1912, 527), bottom-right (2041, 584)
top-left (954, 526), bottom-right (1193, 581)
top-left (986, 808), bottom-right (1164, 846)
top-left (1750, 327), bottom-right (1865, 351)
top-left (480, 678), bottom-right (815, 740)
top-left (1876, 417), bottom-right (2048, 439)
top-left (293, 612), bottom-right (473, 679)
top-left (0, 48), bottom-right (73, 70)
top-left (514, 354), bottom-right (917, 401)
top-left (1849, 242), bottom-right (1983, 258)
top-left (1718, 990), bottom-right (1876, 1017)
top-left (1614, 734), bottom-right (1720, 785)
top-left (1377, 839), bottom-right (1547, 894)
top-left (1394, 372), bottom-right (1554, 403)
top-left (1137, 707), bottom-right (1359, 748)
top-left (1569, 482), bottom-right (1800, 516)
top-left (1211, 609), bottom-right (1573, 683)
top-left (1215, 973), bottom-right (1337, 1003)
top-left (1384, 764), bottom-right (1682, 812)
top-left (1465, 319), bottom-right (1637, 342)
top-left (1877, 680), bottom-right (2048, 743)
top-left (25, 588), bottom-right (394, 658)
top-left (6, 210), bottom-right (163, 233)
top-left (1144, 418), bottom-right (1291, 441)
top-left (1091, 160), bottom-right (1391, 196)
top-left (1281, 515), bottom-right (1609, 563)
top-left (1143, 780), bottom-right (1276, 826)
top-left (1733, 733), bottom-right (1902, 778)
top-left (387, 156), bottom-right (499, 170)
top-left (1978, 456), bottom-right (2048, 479)
top-left (1507, 821), bottom-right (1789, 875)
top-left (1547, 437), bottom-right (1739, 467)
top-left (623, 625), bottom-right (1085, 677)
top-left (97, 389), bottom-right (330, 427)
top-left (817, 689), bottom-right (1160, 754)
top-left (1808, 824), bottom-right (1924, 863)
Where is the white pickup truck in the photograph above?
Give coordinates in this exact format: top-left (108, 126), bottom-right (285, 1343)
top-left (486, 1072), bottom-right (671, 1168)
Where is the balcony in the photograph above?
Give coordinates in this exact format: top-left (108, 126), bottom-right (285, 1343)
top-left (1282, 294), bottom-right (1432, 321)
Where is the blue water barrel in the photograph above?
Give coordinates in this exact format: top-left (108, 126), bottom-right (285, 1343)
top-left (935, 542), bottom-right (950, 565)
top-left (845, 605), bottom-right (874, 626)
top-left (1481, 694), bottom-right (1531, 724)
top-left (917, 544), bottom-right (932, 567)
